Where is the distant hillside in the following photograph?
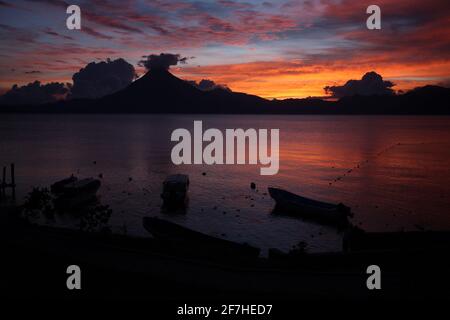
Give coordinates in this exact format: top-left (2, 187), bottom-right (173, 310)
top-left (1, 71), bottom-right (449, 114)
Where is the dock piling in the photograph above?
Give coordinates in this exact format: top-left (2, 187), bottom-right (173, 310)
top-left (11, 163), bottom-right (15, 200)
top-left (1, 166), bottom-right (5, 199)
top-left (0, 163), bottom-right (16, 202)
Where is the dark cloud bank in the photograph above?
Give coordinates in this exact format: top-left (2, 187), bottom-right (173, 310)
top-left (188, 79), bottom-right (230, 92)
top-left (0, 58), bottom-right (136, 104)
top-left (138, 53), bottom-right (189, 71)
top-left (70, 58), bottom-right (136, 99)
top-left (0, 81), bottom-right (68, 105)
top-left (324, 71), bottom-right (395, 98)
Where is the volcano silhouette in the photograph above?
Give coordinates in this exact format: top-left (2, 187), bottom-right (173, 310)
top-left (94, 69), bottom-right (267, 113)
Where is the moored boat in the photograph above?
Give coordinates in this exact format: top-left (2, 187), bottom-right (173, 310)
top-left (53, 177), bottom-right (101, 210)
top-left (161, 174), bottom-right (189, 208)
top-left (268, 187), bottom-right (351, 227)
top-left (50, 175), bottom-right (78, 194)
top-left (143, 216), bottom-right (260, 259)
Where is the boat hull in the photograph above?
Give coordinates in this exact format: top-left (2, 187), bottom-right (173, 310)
top-left (161, 174), bottom-right (189, 208)
top-left (53, 178), bottom-right (101, 211)
top-left (143, 217), bottom-right (260, 259)
top-left (268, 187), bottom-right (350, 227)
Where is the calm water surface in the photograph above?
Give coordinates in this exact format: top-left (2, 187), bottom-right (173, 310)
top-left (1, 114), bottom-right (450, 253)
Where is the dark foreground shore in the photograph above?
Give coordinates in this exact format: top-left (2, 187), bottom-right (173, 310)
top-left (3, 204), bottom-right (450, 303)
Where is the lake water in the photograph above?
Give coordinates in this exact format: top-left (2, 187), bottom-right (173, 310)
top-left (1, 114), bottom-right (450, 254)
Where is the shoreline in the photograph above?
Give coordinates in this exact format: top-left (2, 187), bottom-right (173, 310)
top-left (4, 207), bottom-right (450, 300)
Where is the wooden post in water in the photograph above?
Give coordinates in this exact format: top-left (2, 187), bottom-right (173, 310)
top-left (1, 166), bottom-right (5, 199)
top-left (11, 163), bottom-right (15, 200)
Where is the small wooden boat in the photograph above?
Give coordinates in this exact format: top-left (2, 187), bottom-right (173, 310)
top-left (50, 175), bottom-right (78, 194)
top-left (161, 174), bottom-right (189, 207)
top-left (268, 187), bottom-right (351, 226)
top-left (143, 217), bottom-right (260, 259)
top-left (53, 178), bottom-right (101, 210)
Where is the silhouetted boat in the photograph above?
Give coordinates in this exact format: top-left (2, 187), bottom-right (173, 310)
top-left (50, 175), bottom-right (78, 194)
top-left (268, 187), bottom-right (351, 226)
top-left (53, 177), bottom-right (101, 210)
top-left (143, 217), bottom-right (260, 259)
top-left (161, 174), bottom-right (189, 207)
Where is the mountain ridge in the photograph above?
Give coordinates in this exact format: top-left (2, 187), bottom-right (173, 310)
top-left (0, 70), bottom-right (449, 114)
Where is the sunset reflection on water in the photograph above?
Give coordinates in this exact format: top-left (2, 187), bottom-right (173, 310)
top-left (1, 114), bottom-right (450, 253)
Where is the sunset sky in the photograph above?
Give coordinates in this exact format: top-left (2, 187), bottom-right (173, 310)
top-left (0, 0), bottom-right (449, 99)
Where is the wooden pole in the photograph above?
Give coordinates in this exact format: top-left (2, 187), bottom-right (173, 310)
top-left (11, 163), bottom-right (15, 200)
top-left (1, 166), bottom-right (5, 199)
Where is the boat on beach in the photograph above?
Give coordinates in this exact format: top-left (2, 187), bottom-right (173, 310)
top-left (143, 216), bottom-right (260, 259)
top-left (268, 187), bottom-right (352, 227)
top-left (52, 177), bottom-right (101, 210)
